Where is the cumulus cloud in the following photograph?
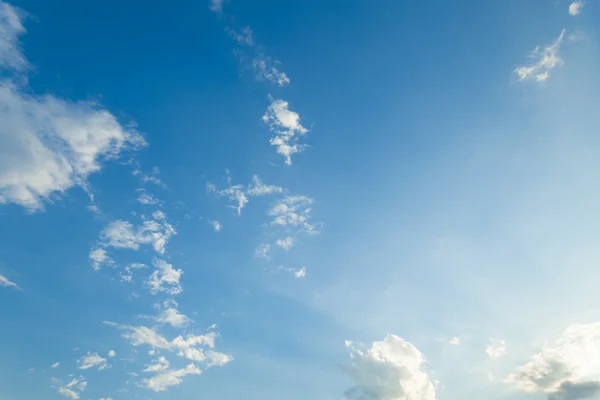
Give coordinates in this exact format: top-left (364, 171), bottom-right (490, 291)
top-left (107, 350), bottom-right (116, 358)
top-left (89, 248), bottom-right (113, 270)
top-left (506, 322), bottom-right (600, 399)
top-left (146, 259), bottom-right (183, 295)
top-left (486, 339), bottom-right (507, 359)
top-left (342, 334), bottom-right (436, 400)
top-left (276, 236), bottom-right (296, 250)
top-left (263, 100), bottom-right (308, 165)
top-left (144, 356), bottom-right (170, 372)
top-left (141, 363), bottom-right (201, 392)
top-left (0, 8), bottom-right (145, 210)
top-left (99, 213), bottom-right (176, 255)
top-left (154, 307), bottom-right (192, 328)
top-left (51, 362), bottom-right (60, 368)
top-left (208, 220), bottom-right (222, 232)
top-left (246, 175), bottom-right (283, 196)
top-left (515, 29), bottom-right (566, 82)
top-left (267, 195), bottom-right (321, 234)
top-left (0, 273), bottom-right (18, 289)
top-left (78, 352), bottom-right (110, 370)
top-left (569, 1), bottom-right (584, 16)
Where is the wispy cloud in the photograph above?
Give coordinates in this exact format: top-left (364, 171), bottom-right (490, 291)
top-left (57, 376), bottom-right (87, 400)
top-left (136, 188), bottom-right (161, 206)
top-left (89, 248), bottom-right (113, 271)
top-left (51, 362), bottom-right (60, 368)
top-left (267, 196), bottom-right (321, 234)
top-left (208, 220), bottom-right (222, 232)
top-left (252, 55), bottom-right (291, 87)
top-left (278, 265), bottom-right (306, 278)
top-left (0, 273), bottom-right (19, 289)
top-left (208, 0), bottom-right (223, 13)
top-left (342, 335), bottom-right (436, 400)
top-left (569, 1), bottom-right (584, 15)
top-left (141, 362), bottom-right (201, 392)
top-left (515, 29), bottom-right (566, 82)
top-left (0, 2), bottom-right (28, 71)
top-left (255, 244), bottom-right (271, 259)
top-left (276, 236), bottom-right (296, 250)
top-left (146, 259), bottom-right (183, 295)
top-left (486, 338), bottom-right (507, 359)
top-left (263, 100), bottom-right (308, 165)
top-left (246, 175), bottom-right (283, 196)
top-left (227, 26), bottom-right (253, 46)
top-left (78, 352), bottom-right (110, 370)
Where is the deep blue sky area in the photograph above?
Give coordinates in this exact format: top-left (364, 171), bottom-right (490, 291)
top-left (2, 1), bottom-right (600, 399)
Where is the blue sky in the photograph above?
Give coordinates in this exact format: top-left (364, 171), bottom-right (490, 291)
top-left (2, 0), bottom-right (600, 399)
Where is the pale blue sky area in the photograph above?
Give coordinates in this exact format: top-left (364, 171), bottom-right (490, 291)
top-left (2, 1), bottom-right (600, 399)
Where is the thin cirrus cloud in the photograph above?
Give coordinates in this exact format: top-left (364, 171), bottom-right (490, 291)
top-left (515, 29), bottom-right (566, 82)
top-left (342, 335), bottom-right (436, 400)
top-left (506, 322), bottom-right (600, 399)
top-left (263, 100), bottom-right (309, 165)
top-left (0, 2), bottom-right (146, 211)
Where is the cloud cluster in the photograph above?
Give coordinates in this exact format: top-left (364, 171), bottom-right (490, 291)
top-left (342, 334), bottom-right (436, 400)
top-left (263, 100), bottom-right (308, 165)
top-left (267, 195), bottom-right (320, 234)
top-left (515, 29), bottom-right (566, 82)
top-left (57, 376), bottom-right (87, 400)
top-left (146, 259), bottom-right (183, 295)
top-left (208, 174), bottom-right (283, 215)
top-left (507, 322), bottom-right (600, 399)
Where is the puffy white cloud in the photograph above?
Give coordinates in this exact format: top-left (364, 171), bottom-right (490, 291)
top-left (208, 220), bottom-right (222, 232)
top-left (507, 322), bottom-right (600, 398)
top-left (89, 248), bottom-right (113, 270)
top-left (105, 322), bottom-right (172, 349)
top-left (136, 188), bottom-right (161, 205)
top-left (143, 356), bottom-right (170, 372)
top-left (342, 334), bottom-right (436, 400)
top-left (268, 196), bottom-right (321, 234)
top-left (569, 1), bottom-right (584, 16)
top-left (253, 56), bottom-right (291, 87)
top-left (0, 273), bottom-right (18, 288)
top-left (246, 175), bottom-right (283, 196)
top-left (154, 307), bottom-right (192, 328)
top-left (0, 1), bottom-right (28, 71)
top-left (99, 213), bottom-right (176, 255)
top-left (276, 236), bottom-right (296, 250)
top-left (78, 352), bottom-right (110, 370)
top-left (141, 363), bottom-right (201, 392)
top-left (107, 350), bottom-right (116, 358)
top-left (58, 387), bottom-right (79, 400)
top-left (51, 362), bottom-right (60, 368)
top-left (255, 244), bottom-right (271, 259)
top-left (515, 29), bottom-right (566, 82)
top-left (146, 259), bottom-right (183, 295)
top-left (486, 339), bottom-right (507, 359)
top-left (263, 100), bottom-right (308, 165)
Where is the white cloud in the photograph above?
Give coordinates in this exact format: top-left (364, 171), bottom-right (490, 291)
top-left (211, 182), bottom-right (248, 216)
top-left (246, 175), bottom-right (283, 196)
top-left (276, 236), bottom-right (296, 250)
top-left (208, 0), bottom-right (223, 13)
top-left (569, 1), bottom-right (584, 16)
top-left (449, 337), bottom-right (461, 345)
top-left (133, 166), bottom-right (165, 188)
top-left (507, 322), bottom-right (600, 398)
top-left (105, 322), bottom-right (172, 349)
top-left (107, 350), bottom-right (116, 358)
top-left (141, 363), bottom-right (201, 392)
top-left (58, 376), bottom-right (87, 400)
top-left (0, 273), bottom-right (18, 288)
top-left (515, 29), bottom-right (566, 82)
top-left (342, 334), bottom-right (436, 400)
top-left (51, 362), bottom-right (60, 368)
top-left (143, 356), bottom-right (170, 372)
top-left (146, 259), bottom-right (183, 295)
top-left (89, 248), bottom-right (113, 270)
top-left (486, 339), bottom-right (507, 359)
top-left (136, 188), bottom-right (161, 205)
top-left (255, 243), bottom-right (271, 259)
top-left (99, 213), bottom-right (176, 255)
top-left (155, 307), bottom-right (192, 328)
top-left (267, 195), bottom-right (321, 234)
top-left (278, 265), bottom-right (306, 278)
top-left (253, 56), bottom-right (291, 87)
top-left (0, 1), bottom-right (28, 71)
top-left (98, 398), bottom-right (113, 400)
top-left (208, 220), bottom-right (222, 232)
top-left (263, 100), bottom-right (308, 165)
top-left (78, 352), bottom-right (110, 370)
top-left (227, 26), bottom-right (253, 46)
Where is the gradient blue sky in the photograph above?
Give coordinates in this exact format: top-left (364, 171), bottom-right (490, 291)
top-left (2, 1), bottom-right (600, 399)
